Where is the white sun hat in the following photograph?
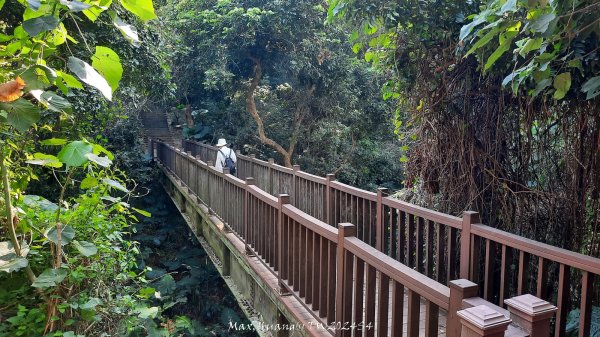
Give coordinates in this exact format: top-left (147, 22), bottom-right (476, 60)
top-left (216, 138), bottom-right (228, 147)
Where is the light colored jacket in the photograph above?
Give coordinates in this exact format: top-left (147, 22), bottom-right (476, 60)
top-left (215, 146), bottom-right (237, 173)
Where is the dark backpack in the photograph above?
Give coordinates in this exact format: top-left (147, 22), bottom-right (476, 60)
top-left (219, 149), bottom-right (236, 175)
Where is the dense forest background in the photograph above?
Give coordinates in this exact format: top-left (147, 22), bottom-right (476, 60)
top-left (0, 0), bottom-right (599, 335)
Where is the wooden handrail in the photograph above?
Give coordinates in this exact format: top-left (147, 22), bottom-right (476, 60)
top-left (471, 224), bottom-right (600, 276)
top-left (282, 204), bottom-right (338, 242)
top-left (382, 197), bottom-right (463, 229)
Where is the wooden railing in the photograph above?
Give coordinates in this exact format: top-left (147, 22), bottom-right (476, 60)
top-left (157, 140), bottom-right (451, 336)
top-left (166, 139), bottom-right (600, 337)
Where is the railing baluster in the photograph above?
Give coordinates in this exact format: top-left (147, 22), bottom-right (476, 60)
top-left (312, 232), bottom-right (320, 310)
top-left (579, 271), bottom-right (593, 337)
top-left (391, 281), bottom-right (404, 337)
top-left (536, 256), bottom-right (548, 300)
top-left (407, 289), bottom-right (420, 337)
top-left (407, 214), bottom-right (415, 267)
top-left (354, 257), bottom-right (365, 335)
top-left (518, 250), bottom-right (530, 295)
top-left (425, 300), bottom-right (439, 337)
top-left (499, 244), bottom-right (512, 304)
top-left (484, 239), bottom-right (496, 302)
top-left (306, 228), bottom-right (313, 304)
top-left (327, 240), bottom-right (336, 324)
top-left (399, 211), bottom-right (406, 265)
top-left (390, 206), bottom-right (398, 259)
top-left (365, 263), bottom-right (377, 337)
top-left (377, 273), bottom-right (390, 337)
top-left (436, 222), bottom-right (446, 283)
top-left (318, 237), bottom-right (327, 318)
top-left (426, 219), bottom-right (434, 277)
top-left (555, 264), bottom-right (570, 337)
top-left (299, 225), bottom-right (306, 298)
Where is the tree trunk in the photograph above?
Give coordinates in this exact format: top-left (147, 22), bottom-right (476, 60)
top-left (245, 58), bottom-right (295, 167)
top-left (184, 104), bottom-right (194, 128)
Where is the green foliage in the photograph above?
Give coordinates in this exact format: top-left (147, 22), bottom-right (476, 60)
top-left (0, 0), bottom-right (176, 335)
top-left (459, 0), bottom-right (600, 100)
top-left (162, 0), bottom-right (404, 188)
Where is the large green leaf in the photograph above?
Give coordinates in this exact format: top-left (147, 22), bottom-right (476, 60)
top-left (499, 0), bottom-right (517, 14)
top-left (519, 38), bottom-right (543, 56)
top-left (79, 298), bottom-right (102, 310)
top-left (582, 76), bottom-right (600, 100)
top-left (26, 0), bottom-right (41, 10)
top-left (67, 56), bottom-right (112, 100)
top-left (0, 241), bottom-right (29, 259)
top-left (92, 46), bottom-right (123, 92)
top-left (112, 15), bottom-right (140, 47)
top-left (60, 0), bottom-right (91, 11)
top-left (46, 225), bottom-right (76, 246)
top-left (21, 65), bottom-right (57, 90)
top-left (0, 257), bottom-right (28, 273)
top-left (23, 15), bottom-right (59, 37)
top-left (32, 268), bottom-right (67, 288)
top-left (57, 71), bottom-right (83, 89)
top-left (465, 26), bottom-right (500, 57)
top-left (26, 153), bottom-right (63, 168)
top-left (85, 153), bottom-right (112, 167)
top-left (102, 178), bottom-right (129, 192)
top-left (0, 0), bottom-right (6, 11)
top-left (80, 176), bottom-right (98, 189)
top-left (530, 13), bottom-right (556, 33)
top-left (0, 241), bottom-right (30, 273)
top-left (120, 0), bottom-right (157, 21)
top-left (40, 138), bottom-right (68, 146)
top-left (135, 305), bottom-right (159, 319)
top-left (82, 0), bottom-right (112, 21)
top-left (58, 141), bottom-right (93, 167)
top-left (553, 72), bottom-right (571, 100)
top-left (0, 98), bottom-right (41, 132)
top-left (23, 195), bottom-right (59, 211)
top-left (92, 143), bottom-right (114, 160)
top-left (30, 90), bottom-right (72, 113)
top-left (72, 240), bottom-right (98, 257)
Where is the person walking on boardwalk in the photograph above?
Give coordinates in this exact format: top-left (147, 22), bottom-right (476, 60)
top-left (215, 138), bottom-right (237, 175)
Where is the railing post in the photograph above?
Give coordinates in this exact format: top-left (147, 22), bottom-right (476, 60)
top-left (244, 177), bottom-right (255, 256)
top-left (457, 305), bottom-right (511, 337)
top-left (376, 187), bottom-right (389, 252)
top-left (277, 194), bottom-right (290, 295)
top-left (326, 174), bottom-right (335, 226)
top-left (447, 279), bottom-right (479, 337)
top-left (460, 211), bottom-right (480, 280)
top-left (504, 294), bottom-right (557, 337)
top-left (335, 223), bottom-right (356, 337)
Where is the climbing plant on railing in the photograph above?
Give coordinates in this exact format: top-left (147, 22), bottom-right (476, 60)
top-left (0, 0), bottom-right (159, 335)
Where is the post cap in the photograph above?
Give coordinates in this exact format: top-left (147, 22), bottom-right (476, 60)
top-left (457, 305), bottom-right (511, 330)
top-left (449, 278), bottom-right (478, 289)
top-left (505, 294), bottom-right (557, 318)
